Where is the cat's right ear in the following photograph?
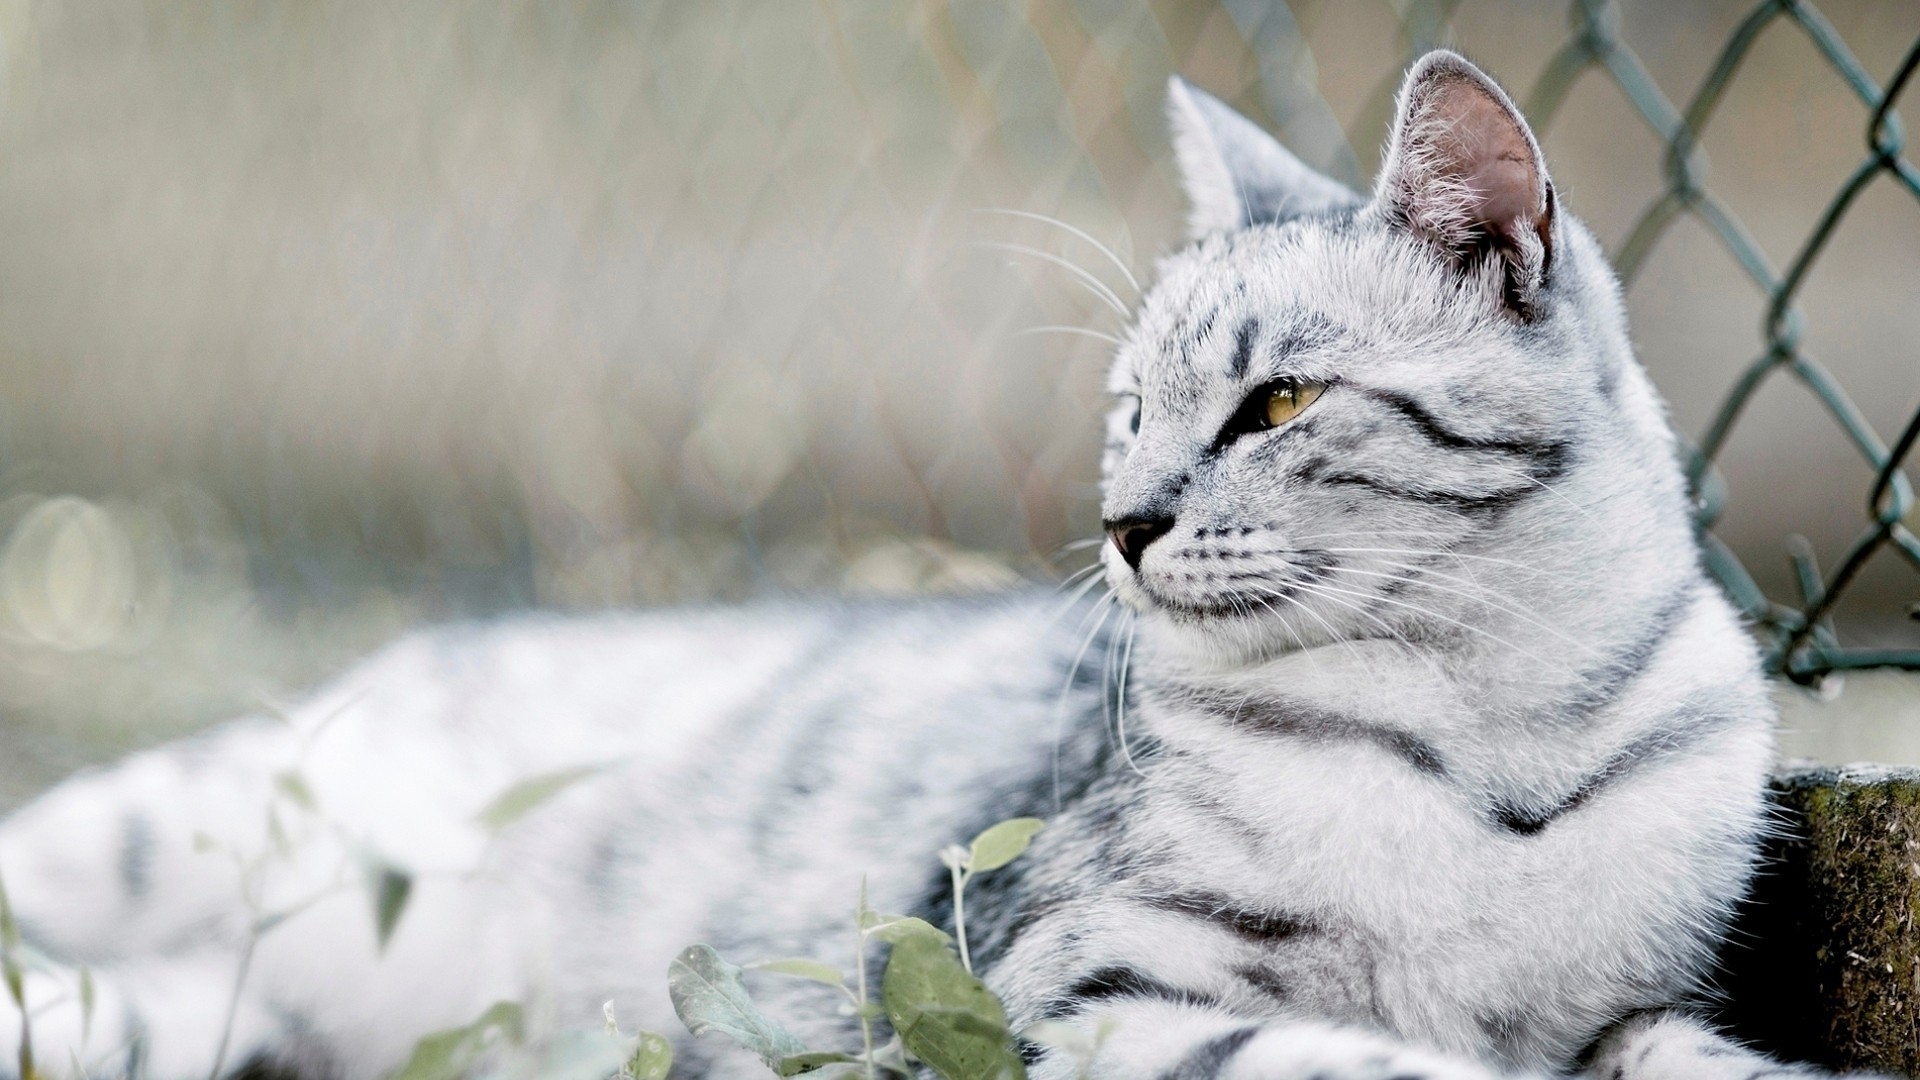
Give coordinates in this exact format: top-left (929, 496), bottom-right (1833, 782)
top-left (1167, 76), bottom-right (1361, 240)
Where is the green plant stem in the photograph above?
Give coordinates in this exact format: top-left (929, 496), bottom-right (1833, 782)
top-left (207, 932), bottom-right (258, 1080)
top-left (853, 923), bottom-right (875, 1080)
top-left (950, 864), bottom-right (972, 974)
top-left (16, 1001), bottom-right (33, 1080)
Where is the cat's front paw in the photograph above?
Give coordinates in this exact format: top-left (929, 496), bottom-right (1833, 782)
top-left (1194, 1023), bottom-right (1513, 1080)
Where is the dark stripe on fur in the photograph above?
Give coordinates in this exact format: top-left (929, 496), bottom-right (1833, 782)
top-left (1349, 385), bottom-right (1564, 464)
top-left (119, 812), bottom-right (156, 902)
top-left (1234, 963), bottom-right (1293, 1003)
top-left (1227, 318), bottom-right (1258, 379)
top-left (1036, 965), bottom-right (1220, 1021)
top-left (1308, 467), bottom-right (1545, 515)
top-left (1176, 689), bottom-right (1448, 777)
top-left (1141, 891), bottom-right (1310, 943)
top-left (1546, 584), bottom-right (1698, 725)
top-left (1159, 1026), bottom-right (1260, 1080)
top-left (1490, 708), bottom-right (1737, 835)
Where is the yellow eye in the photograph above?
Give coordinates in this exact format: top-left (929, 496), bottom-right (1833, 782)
top-left (1264, 379), bottom-right (1326, 426)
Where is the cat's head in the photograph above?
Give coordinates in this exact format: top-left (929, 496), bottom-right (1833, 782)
top-left (1100, 52), bottom-right (1693, 663)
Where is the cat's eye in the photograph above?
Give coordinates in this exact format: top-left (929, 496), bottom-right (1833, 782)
top-left (1215, 377), bottom-right (1327, 450)
top-left (1264, 379), bottom-right (1325, 427)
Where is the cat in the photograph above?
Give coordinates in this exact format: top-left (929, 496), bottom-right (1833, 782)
top-left (0, 50), bottom-right (1877, 1080)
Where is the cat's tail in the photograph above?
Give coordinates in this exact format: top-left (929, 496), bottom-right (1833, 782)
top-left (0, 720), bottom-right (291, 964)
top-left (0, 719), bottom-right (299, 1077)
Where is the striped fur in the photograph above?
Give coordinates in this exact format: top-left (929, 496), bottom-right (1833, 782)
top-left (0, 51), bottom-right (1876, 1080)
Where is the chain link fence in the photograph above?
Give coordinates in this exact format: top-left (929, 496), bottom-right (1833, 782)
top-left (1521, 0), bottom-right (1920, 683)
top-left (0, 1), bottom-right (1911, 798)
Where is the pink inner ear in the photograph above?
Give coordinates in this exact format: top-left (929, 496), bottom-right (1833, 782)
top-left (1421, 76), bottom-right (1543, 233)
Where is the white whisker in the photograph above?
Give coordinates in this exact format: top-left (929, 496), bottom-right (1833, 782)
top-left (1516, 473), bottom-right (1606, 525)
top-left (1249, 581), bottom-right (1447, 685)
top-left (1319, 564), bottom-right (1598, 657)
top-left (1284, 577), bottom-right (1558, 669)
top-left (1054, 589), bottom-right (1118, 812)
top-left (974, 208), bottom-right (1141, 294)
top-left (1015, 325), bottom-right (1125, 348)
top-left (1050, 564), bottom-right (1111, 623)
top-left (1115, 612), bottom-right (1147, 778)
top-left (975, 241), bottom-right (1130, 317)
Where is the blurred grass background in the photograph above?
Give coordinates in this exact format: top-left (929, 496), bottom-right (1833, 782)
top-left (0, 0), bottom-right (1912, 806)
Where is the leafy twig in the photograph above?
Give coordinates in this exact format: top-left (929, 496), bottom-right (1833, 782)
top-left (939, 819), bottom-right (1044, 975)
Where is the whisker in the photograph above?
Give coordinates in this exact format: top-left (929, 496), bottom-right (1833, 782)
top-left (1056, 560), bottom-right (1105, 587)
top-left (1101, 601), bottom-right (1122, 763)
top-left (1516, 473), bottom-right (1605, 525)
top-left (1015, 325), bottom-right (1125, 348)
top-left (1246, 581), bottom-right (1446, 685)
top-left (1284, 577), bottom-right (1558, 669)
top-left (1239, 587), bottom-right (1341, 676)
top-left (974, 241), bottom-right (1130, 317)
top-left (1054, 589), bottom-right (1118, 812)
top-left (973, 208), bottom-right (1141, 295)
top-left (1286, 541), bottom-right (1550, 575)
top-left (1115, 612), bottom-right (1147, 778)
top-left (1275, 580), bottom-right (1448, 682)
top-left (1051, 565), bottom-right (1110, 622)
top-left (1317, 564), bottom-right (1598, 656)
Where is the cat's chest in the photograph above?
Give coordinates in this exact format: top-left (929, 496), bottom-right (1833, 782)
top-left (1136, 724), bottom-right (1495, 913)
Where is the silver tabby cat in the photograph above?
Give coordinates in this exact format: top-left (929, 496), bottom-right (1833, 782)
top-left (0, 52), bottom-right (1878, 1080)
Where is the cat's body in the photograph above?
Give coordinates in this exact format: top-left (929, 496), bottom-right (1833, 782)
top-left (0, 51), bottom-right (1873, 1080)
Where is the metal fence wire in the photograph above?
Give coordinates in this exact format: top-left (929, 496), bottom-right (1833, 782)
top-left (1514, 0), bottom-right (1920, 682)
top-left (0, 1), bottom-right (1914, 788)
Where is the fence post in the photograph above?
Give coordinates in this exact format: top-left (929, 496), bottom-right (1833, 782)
top-left (1719, 766), bottom-right (1920, 1074)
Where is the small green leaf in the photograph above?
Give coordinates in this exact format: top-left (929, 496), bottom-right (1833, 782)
top-left (78, 966), bottom-right (94, 1045)
top-left (0, 867), bottom-right (25, 1061)
top-left (778, 1051), bottom-right (855, 1076)
top-left (475, 764), bottom-right (607, 832)
top-left (274, 770), bottom-right (318, 812)
top-left (0, 870), bottom-right (19, 954)
top-left (521, 1030), bottom-right (632, 1080)
top-left (667, 944), bottom-right (807, 1071)
top-left (387, 1001), bottom-right (523, 1080)
top-left (860, 914), bottom-right (950, 946)
top-left (391, 1026), bottom-right (468, 1080)
top-left (746, 958), bottom-right (845, 987)
top-left (882, 932), bottom-right (1024, 1080)
top-left (628, 1031), bottom-right (674, 1080)
top-left (266, 806), bottom-right (292, 856)
top-left (369, 864), bottom-right (413, 951)
top-left (965, 819), bottom-right (1045, 874)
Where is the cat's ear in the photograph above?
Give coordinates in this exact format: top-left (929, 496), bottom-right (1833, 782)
top-left (1374, 51), bottom-right (1557, 315)
top-left (1167, 76), bottom-right (1362, 239)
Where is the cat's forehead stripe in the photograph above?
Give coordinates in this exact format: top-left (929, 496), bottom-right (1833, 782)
top-left (1226, 318), bottom-right (1258, 379)
top-left (1150, 305), bottom-right (1347, 389)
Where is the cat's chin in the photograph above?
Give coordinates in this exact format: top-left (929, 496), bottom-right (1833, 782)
top-left (1116, 586), bottom-right (1331, 671)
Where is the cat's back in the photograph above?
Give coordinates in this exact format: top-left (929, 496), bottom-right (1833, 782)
top-left (0, 588), bottom-right (1090, 960)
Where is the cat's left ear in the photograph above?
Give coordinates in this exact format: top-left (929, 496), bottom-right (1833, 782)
top-left (1167, 76), bottom-right (1362, 239)
top-left (1374, 51), bottom-right (1557, 316)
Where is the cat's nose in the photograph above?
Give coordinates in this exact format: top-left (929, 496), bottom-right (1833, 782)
top-left (1104, 516), bottom-right (1175, 571)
